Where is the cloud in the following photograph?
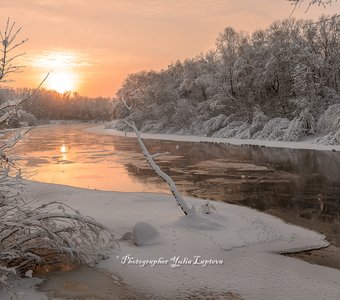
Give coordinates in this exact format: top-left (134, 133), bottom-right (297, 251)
top-left (27, 50), bottom-right (93, 69)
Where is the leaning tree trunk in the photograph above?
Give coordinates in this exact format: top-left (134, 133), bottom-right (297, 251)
top-left (122, 99), bottom-right (191, 216)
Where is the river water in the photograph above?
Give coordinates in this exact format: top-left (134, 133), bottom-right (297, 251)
top-left (7, 124), bottom-right (340, 245)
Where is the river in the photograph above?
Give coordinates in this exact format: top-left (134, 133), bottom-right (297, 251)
top-left (8, 124), bottom-right (340, 246)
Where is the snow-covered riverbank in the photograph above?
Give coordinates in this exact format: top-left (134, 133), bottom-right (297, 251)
top-left (3, 180), bottom-right (340, 300)
top-left (86, 125), bottom-right (340, 152)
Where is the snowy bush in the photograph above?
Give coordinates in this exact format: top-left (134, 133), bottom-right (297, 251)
top-left (140, 120), bottom-right (166, 133)
top-left (253, 118), bottom-right (291, 141)
top-left (199, 201), bottom-right (217, 214)
top-left (315, 129), bottom-right (340, 145)
top-left (0, 181), bottom-right (115, 288)
top-left (315, 105), bottom-right (340, 145)
top-left (0, 144), bottom-right (115, 289)
top-left (171, 99), bottom-right (195, 129)
top-left (249, 109), bottom-right (269, 137)
top-left (213, 121), bottom-right (250, 138)
top-left (201, 114), bottom-right (229, 136)
top-left (283, 117), bottom-right (304, 141)
top-left (316, 104), bottom-right (340, 134)
top-left (189, 117), bottom-right (211, 136)
top-left (7, 110), bottom-right (37, 128)
top-left (283, 109), bottom-right (315, 141)
top-left (235, 126), bottom-right (251, 139)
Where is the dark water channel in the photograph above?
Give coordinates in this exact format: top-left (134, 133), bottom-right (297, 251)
top-left (6, 124), bottom-right (340, 245)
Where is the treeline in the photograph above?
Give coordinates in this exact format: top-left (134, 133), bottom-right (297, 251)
top-left (0, 88), bottom-right (112, 125)
top-left (111, 16), bottom-right (340, 144)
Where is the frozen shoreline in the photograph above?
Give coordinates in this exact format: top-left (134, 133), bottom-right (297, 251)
top-left (86, 125), bottom-right (340, 152)
top-left (3, 180), bottom-right (340, 300)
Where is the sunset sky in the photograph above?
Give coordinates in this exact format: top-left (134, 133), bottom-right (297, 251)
top-left (2, 0), bottom-right (339, 97)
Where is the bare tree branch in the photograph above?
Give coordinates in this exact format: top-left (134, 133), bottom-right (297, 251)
top-left (121, 98), bottom-right (192, 216)
top-left (288, 0), bottom-right (335, 11)
top-left (0, 18), bottom-right (27, 82)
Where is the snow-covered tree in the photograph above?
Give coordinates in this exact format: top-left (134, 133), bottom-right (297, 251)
top-left (109, 15), bottom-right (340, 144)
top-left (0, 18), bottom-right (115, 292)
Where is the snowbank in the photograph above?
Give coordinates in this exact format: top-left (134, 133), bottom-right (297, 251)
top-left (104, 103), bottom-right (340, 147)
top-left (4, 180), bottom-right (340, 300)
top-left (86, 125), bottom-right (340, 152)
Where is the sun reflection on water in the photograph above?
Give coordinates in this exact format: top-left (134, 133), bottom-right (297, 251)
top-left (60, 145), bottom-right (67, 153)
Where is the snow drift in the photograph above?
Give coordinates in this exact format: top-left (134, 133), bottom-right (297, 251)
top-left (4, 181), bottom-right (340, 300)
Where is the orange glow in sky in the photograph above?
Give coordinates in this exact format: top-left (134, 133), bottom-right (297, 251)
top-left (31, 51), bottom-right (83, 93)
top-left (2, 0), bottom-right (340, 97)
top-left (46, 71), bottom-right (77, 93)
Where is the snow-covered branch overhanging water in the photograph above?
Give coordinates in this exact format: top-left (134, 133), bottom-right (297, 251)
top-left (122, 97), bottom-right (191, 216)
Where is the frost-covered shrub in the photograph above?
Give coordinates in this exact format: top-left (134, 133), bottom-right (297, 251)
top-left (171, 99), bottom-right (195, 129)
top-left (283, 109), bottom-right (315, 141)
top-left (200, 201), bottom-right (217, 214)
top-left (106, 119), bottom-right (130, 131)
top-left (235, 126), bottom-right (251, 139)
top-left (140, 120), bottom-right (166, 133)
top-left (253, 118), bottom-right (291, 141)
top-left (213, 121), bottom-right (250, 138)
top-left (6, 110), bottom-right (37, 128)
top-left (0, 177), bottom-right (115, 289)
top-left (315, 129), bottom-right (340, 145)
top-left (201, 114), bottom-right (228, 136)
top-left (189, 117), bottom-right (210, 136)
top-left (0, 119), bottom-right (115, 291)
top-left (283, 117), bottom-right (304, 141)
top-left (317, 104), bottom-right (340, 134)
top-left (299, 109), bottom-right (315, 135)
top-left (249, 109), bottom-right (269, 137)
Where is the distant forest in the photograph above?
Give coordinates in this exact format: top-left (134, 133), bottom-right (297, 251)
top-left (110, 16), bottom-right (340, 145)
top-left (0, 88), bottom-right (112, 126)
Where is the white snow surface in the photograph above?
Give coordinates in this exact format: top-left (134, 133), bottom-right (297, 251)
top-left (86, 125), bottom-right (340, 152)
top-left (4, 180), bottom-right (340, 300)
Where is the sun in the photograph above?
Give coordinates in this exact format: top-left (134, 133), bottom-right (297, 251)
top-left (32, 51), bottom-right (84, 94)
top-left (47, 71), bottom-right (77, 93)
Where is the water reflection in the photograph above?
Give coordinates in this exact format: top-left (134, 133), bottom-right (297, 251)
top-left (8, 124), bottom-right (340, 244)
top-left (60, 144), bottom-right (67, 154)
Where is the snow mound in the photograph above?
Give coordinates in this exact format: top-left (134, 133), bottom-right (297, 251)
top-left (133, 222), bottom-right (161, 246)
